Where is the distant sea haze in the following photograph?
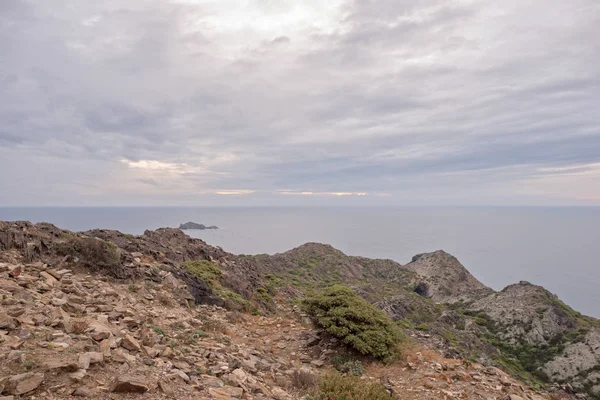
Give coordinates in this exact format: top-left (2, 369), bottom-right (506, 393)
top-left (1, 206), bottom-right (598, 318)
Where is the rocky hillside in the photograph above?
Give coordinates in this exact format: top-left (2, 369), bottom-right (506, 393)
top-left (0, 220), bottom-right (596, 399)
top-left (405, 251), bottom-right (494, 303)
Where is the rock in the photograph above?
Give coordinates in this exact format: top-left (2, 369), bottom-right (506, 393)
top-left (121, 333), bottom-right (141, 351)
top-left (226, 368), bottom-right (247, 387)
top-left (310, 359), bottom-right (325, 367)
top-left (201, 375), bottom-right (225, 388)
top-left (69, 369), bottom-right (87, 382)
top-left (272, 387), bottom-right (291, 400)
top-left (208, 386), bottom-right (244, 399)
top-left (111, 375), bottom-right (149, 393)
top-left (171, 369), bottom-right (190, 383)
top-left (0, 313), bottom-right (17, 330)
top-left (72, 387), bottom-right (94, 397)
top-left (158, 378), bottom-right (176, 395)
top-left (39, 271), bottom-right (58, 286)
top-left (113, 349), bottom-right (136, 364)
top-left (78, 352), bottom-right (103, 370)
top-left (2, 372), bottom-right (44, 395)
top-left (504, 395), bottom-right (526, 400)
top-left (44, 358), bottom-right (79, 372)
top-left (7, 265), bottom-right (22, 278)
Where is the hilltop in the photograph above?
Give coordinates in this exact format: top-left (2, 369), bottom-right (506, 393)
top-left (0, 221), bottom-right (597, 399)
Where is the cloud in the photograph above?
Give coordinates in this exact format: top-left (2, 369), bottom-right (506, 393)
top-left (278, 191), bottom-right (368, 196)
top-left (216, 190), bottom-right (255, 195)
top-left (120, 159), bottom-right (190, 173)
top-left (0, 0), bottom-right (598, 205)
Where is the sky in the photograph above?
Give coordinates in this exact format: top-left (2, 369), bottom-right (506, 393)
top-left (1, 0), bottom-right (599, 206)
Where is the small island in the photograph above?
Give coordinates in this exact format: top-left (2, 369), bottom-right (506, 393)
top-left (179, 222), bottom-right (218, 230)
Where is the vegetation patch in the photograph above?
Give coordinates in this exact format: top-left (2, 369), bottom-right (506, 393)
top-left (56, 236), bottom-right (121, 271)
top-left (182, 260), bottom-right (222, 288)
top-left (302, 285), bottom-right (403, 360)
top-left (313, 371), bottom-right (395, 400)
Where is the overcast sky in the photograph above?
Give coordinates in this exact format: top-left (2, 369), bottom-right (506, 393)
top-left (1, 0), bottom-right (599, 206)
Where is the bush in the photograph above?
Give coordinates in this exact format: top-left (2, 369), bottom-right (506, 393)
top-left (56, 237), bottom-right (120, 269)
top-left (182, 260), bottom-right (222, 288)
top-left (337, 360), bottom-right (365, 376)
top-left (302, 285), bottom-right (402, 360)
top-left (316, 372), bottom-right (394, 400)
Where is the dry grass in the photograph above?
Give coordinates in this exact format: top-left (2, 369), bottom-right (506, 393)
top-left (226, 311), bottom-right (245, 324)
top-left (315, 371), bottom-right (395, 400)
top-left (291, 369), bottom-right (318, 390)
top-left (157, 292), bottom-right (173, 306)
top-left (202, 318), bottom-right (229, 334)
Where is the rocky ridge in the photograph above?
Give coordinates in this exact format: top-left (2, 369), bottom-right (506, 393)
top-left (0, 220), bottom-right (596, 399)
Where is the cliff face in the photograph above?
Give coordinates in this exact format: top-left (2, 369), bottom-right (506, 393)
top-left (0, 221), bottom-right (597, 399)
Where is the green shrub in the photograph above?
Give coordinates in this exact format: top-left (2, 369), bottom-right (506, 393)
top-left (56, 237), bottom-right (120, 268)
top-left (331, 354), bottom-right (365, 376)
top-left (415, 323), bottom-right (430, 331)
top-left (148, 325), bottom-right (167, 336)
top-left (316, 372), bottom-right (394, 400)
top-left (302, 285), bottom-right (402, 360)
top-left (182, 260), bottom-right (222, 288)
top-left (337, 360), bottom-right (365, 376)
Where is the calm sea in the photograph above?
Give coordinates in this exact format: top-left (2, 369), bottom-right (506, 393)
top-left (1, 206), bottom-right (598, 317)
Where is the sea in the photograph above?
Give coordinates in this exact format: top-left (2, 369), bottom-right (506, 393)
top-left (0, 206), bottom-right (598, 318)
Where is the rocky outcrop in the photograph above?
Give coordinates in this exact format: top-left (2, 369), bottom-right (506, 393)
top-left (469, 281), bottom-right (579, 346)
top-left (405, 250), bottom-right (493, 303)
top-left (543, 327), bottom-right (600, 390)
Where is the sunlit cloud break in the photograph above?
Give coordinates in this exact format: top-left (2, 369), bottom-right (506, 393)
top-left (278, 191), bottom-right (368, 196)
top-left (216, 190), bottom-right (256, 195)
top-left (120, 159), bottom-right (190, 173)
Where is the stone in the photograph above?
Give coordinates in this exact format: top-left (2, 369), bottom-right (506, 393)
top-left (69, 369), bottom-right (87, 382)
top-left (44, 358), bottom-right (79, 372)
top-left (201, 375), bottom-right (225, 388)
top-left (0, 313), bottom-right (17, 330)
top-left (7, 265), bottom-right (22, 278)
top-left (2, 373), bottom-right (44, 395)
top-left (171, 369), bottom-right (190, 383)
top-left (208, 386), bottom-right (244, 399)
top-left (158, 379), bottom-right (175, 395)
top-left (39, 271), bottom-right (58, 286)
top-left (88, 319), bottom-right (113, 341)
top-left (310, 359), bottom-right (325, 367)
top-left (99, 339), bottom-right (111, 356)
top-left (272, 387), bottom-right (291, 400)
top-left (111, 375), bottom-right (149, 393)
top-left (121, 333), bottom-right (141, 351)
top-left (78, 352), bottom-right (103, 370)
top-left (505, 396), bottom-right (526, 400)
top-left (72, 387), bottom-right (94, 397)
top-left (227, 368), bottom-right (247, 386)
top-left (143, 345), bottom-right (161, 358)
top-left (113, 349), bottom-right (136, 364)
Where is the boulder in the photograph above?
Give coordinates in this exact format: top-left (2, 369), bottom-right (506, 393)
top-left (111, 375), bottom-right (149, 393)
top-left (0, 313), bottom-right (17, 330)
top-left (2, 373), bottom-right (44, 395)
top-left (121, 334), bottom-right (141, 352)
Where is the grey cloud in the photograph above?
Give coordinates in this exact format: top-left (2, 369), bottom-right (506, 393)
top-left (0, 0), bottom-right (598, 205)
